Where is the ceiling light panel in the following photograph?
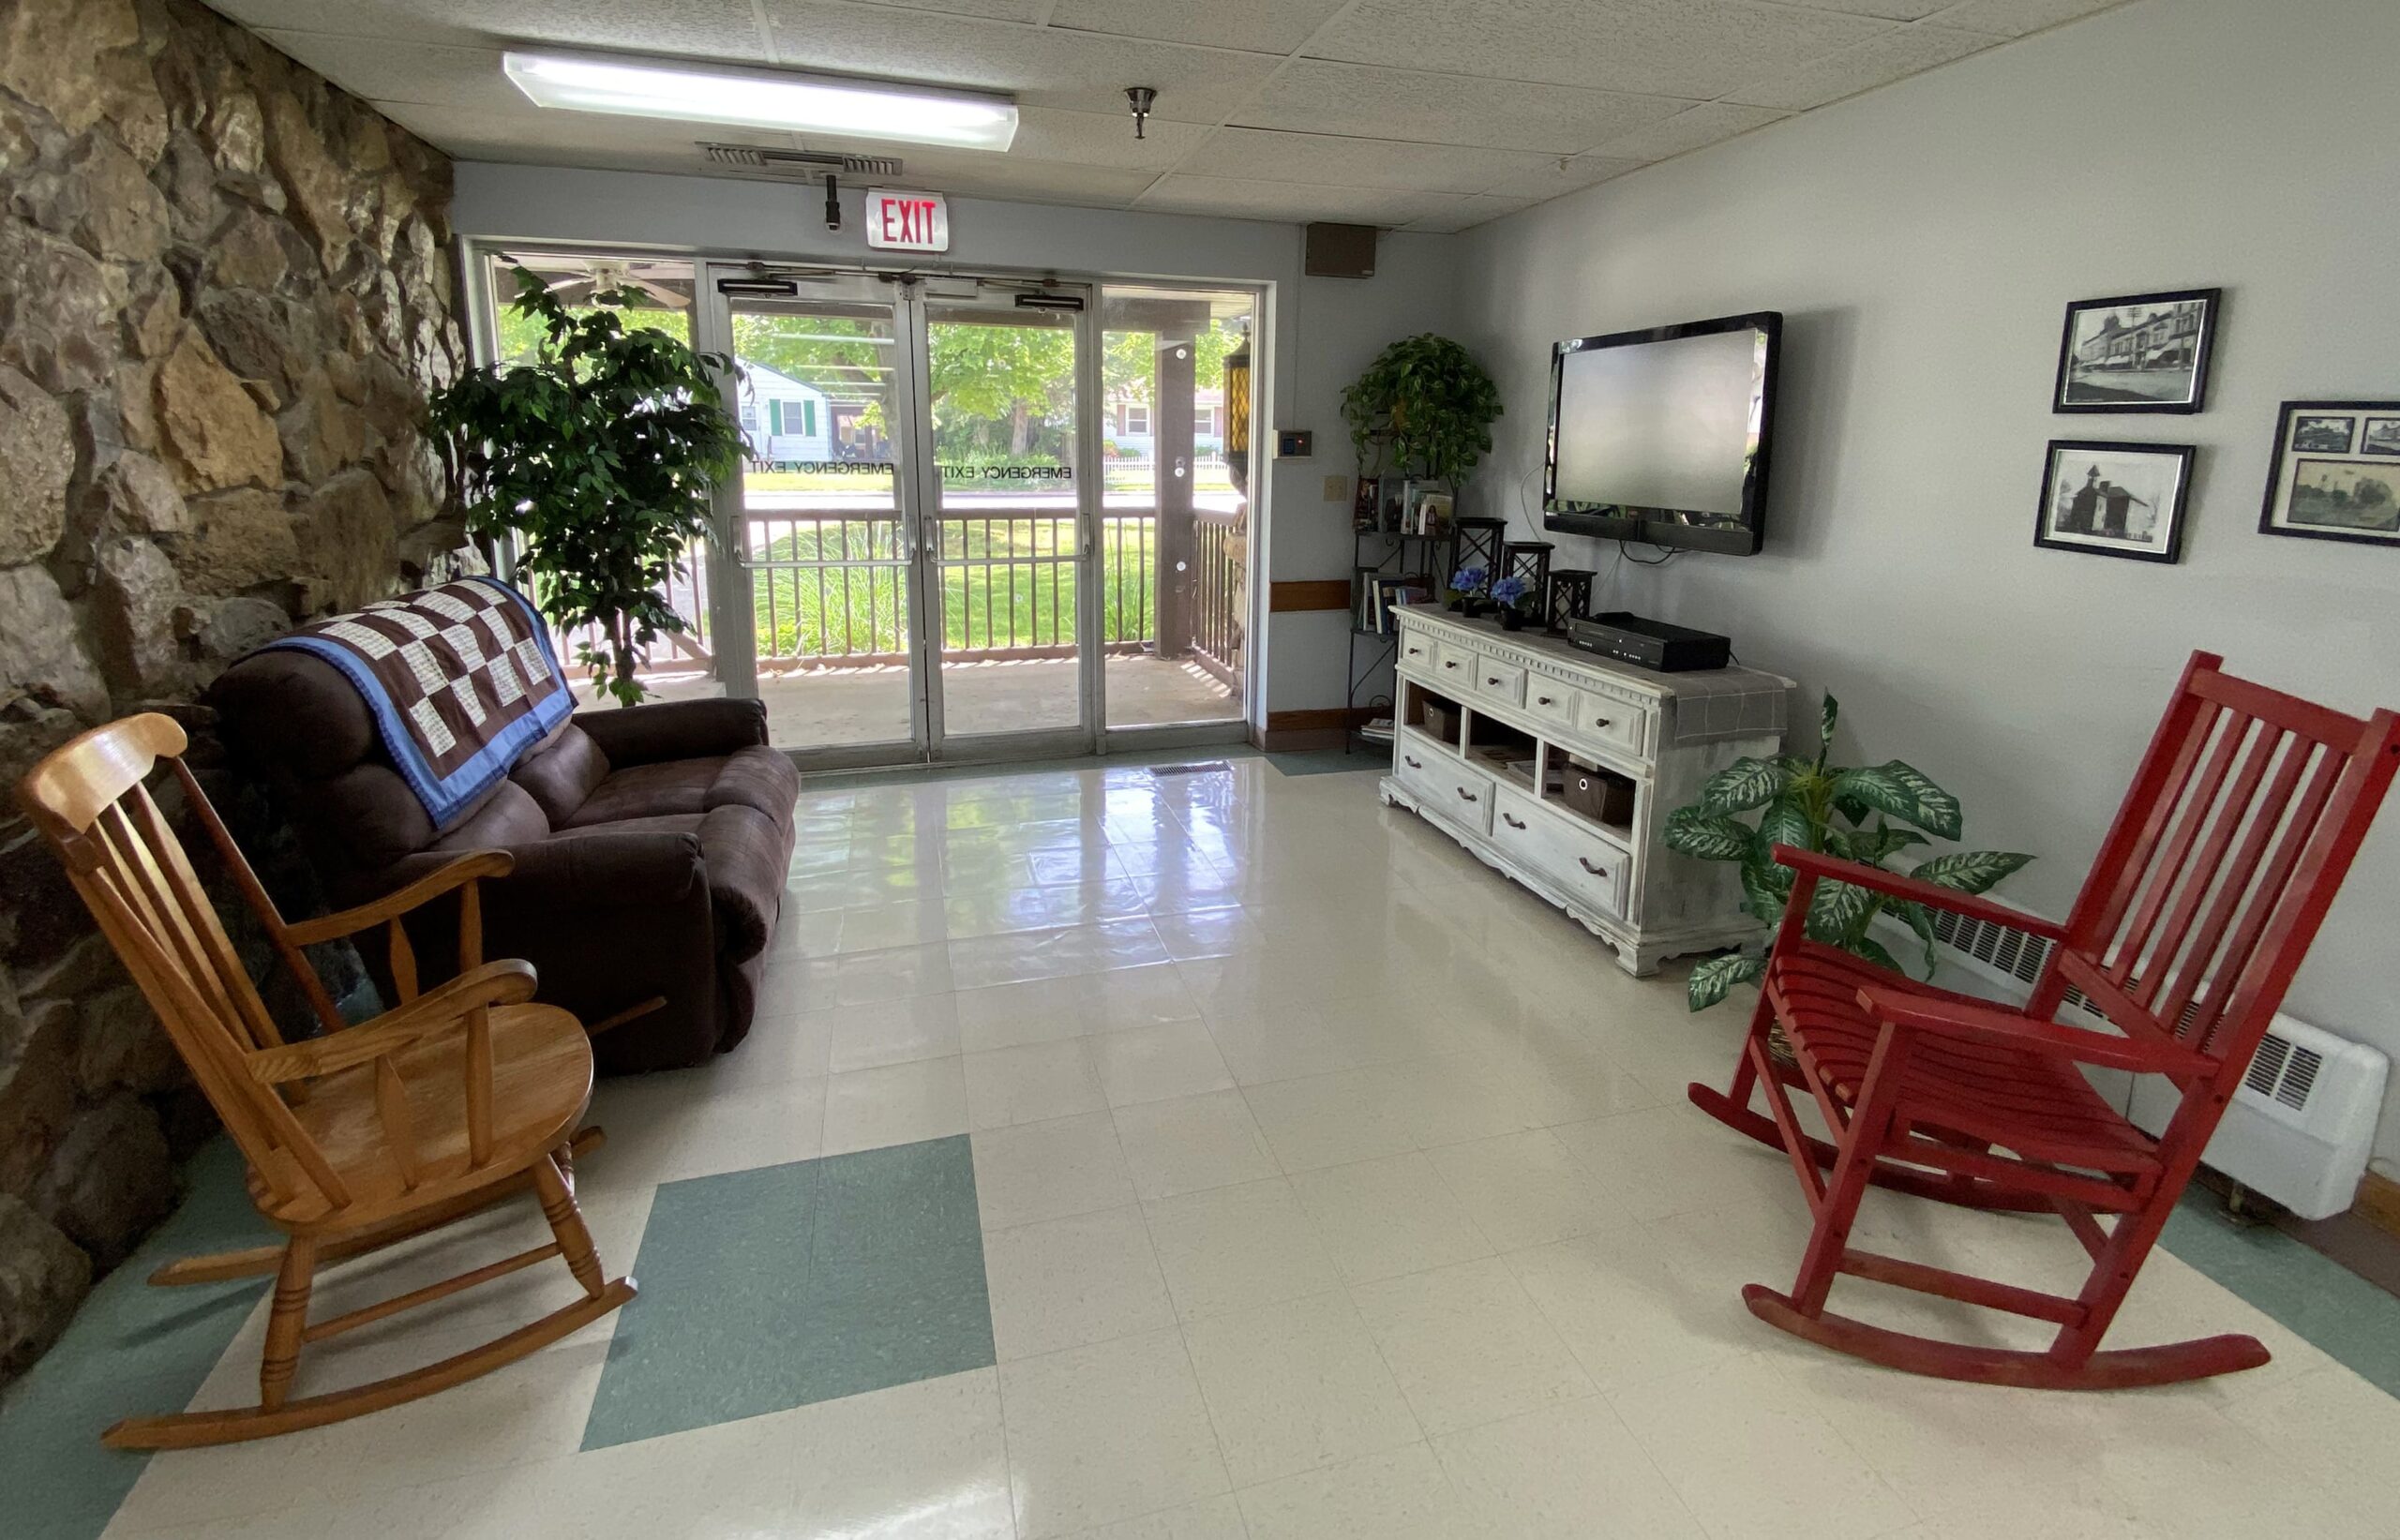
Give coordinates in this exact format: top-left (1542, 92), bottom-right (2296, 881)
top-left (502, 49), bottom-right (1020, 151)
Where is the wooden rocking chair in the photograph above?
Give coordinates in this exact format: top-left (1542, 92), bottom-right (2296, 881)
top-left (1689, 651), bottom-right (2400, 1389)
top-left (16, 714), bottom-right (636, 1447)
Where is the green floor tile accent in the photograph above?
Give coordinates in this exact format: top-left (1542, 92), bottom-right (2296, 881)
top-left (0, 1140), bottom-right (278, 1540)
top-left (2160, 1190), bottom-right (2400, 1397)
top-left (581, 1136), bottom-right (994, 1450)
top-left (1265, 748), bottom-right (1385, 777)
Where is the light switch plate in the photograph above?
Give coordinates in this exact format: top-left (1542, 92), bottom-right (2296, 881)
top-left (1323, 474), bottom-right (1350, 503)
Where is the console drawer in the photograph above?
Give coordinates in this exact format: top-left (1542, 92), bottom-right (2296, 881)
top-left (1492, 788), bottom-right (1628, 919)
top-left (1523, 676), bottom-right (1578, 733)
top-left (1397, 627), bottom-right (1435, 672)
top-left (1432, 639), bottom-right (1477, 690)
top-left (1575, 692), bottom-right (1647, 759)
top-left (1398, 739), bottom-right (1493, 838)
top-left (1471, 655), bottom-right (1526, 710)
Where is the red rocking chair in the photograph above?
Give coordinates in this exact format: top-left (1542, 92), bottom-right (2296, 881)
top-left (1690, 651), bottom-right (2400, 1389)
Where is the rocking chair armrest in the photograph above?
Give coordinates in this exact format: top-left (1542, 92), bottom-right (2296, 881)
top-left (1854, 982), bottom-right (2216, 1078)
top-left (1770, 845), bottom-right (2068, 940)
top-left (282, 851), bottom-right (517, 947)
top-left (247, 960), bottom-right (539, 1084)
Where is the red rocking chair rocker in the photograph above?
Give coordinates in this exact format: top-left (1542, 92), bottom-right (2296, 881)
top-left (1689, 651), bottom-right (2400, 1389)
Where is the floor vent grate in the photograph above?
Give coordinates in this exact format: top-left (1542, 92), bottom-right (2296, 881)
top-left (1146, 761), bottom-right (1233, 777)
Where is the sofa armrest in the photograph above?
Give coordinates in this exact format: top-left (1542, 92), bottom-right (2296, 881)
top-left (572, 697), bottom-right (769, 768)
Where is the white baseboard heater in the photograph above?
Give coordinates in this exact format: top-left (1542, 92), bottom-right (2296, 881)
top-left (1869, 894), bottom-right (2387, 1220)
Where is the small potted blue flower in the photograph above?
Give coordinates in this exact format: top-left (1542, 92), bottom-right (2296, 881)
top-left (1490, 574), bottom-right (1536, 631)
top-left (1448, 565), bottom-right (1491, 615)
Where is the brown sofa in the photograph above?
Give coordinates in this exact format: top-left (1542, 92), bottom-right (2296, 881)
top-left (210, 652), bottom-right (798, 1073)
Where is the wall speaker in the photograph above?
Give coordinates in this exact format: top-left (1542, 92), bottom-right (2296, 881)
top-left (1304, 222), bottom-right (1377, 278)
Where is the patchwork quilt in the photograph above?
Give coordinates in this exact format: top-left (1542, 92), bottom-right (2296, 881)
top-left (258, 577), bottom-right (572, 830)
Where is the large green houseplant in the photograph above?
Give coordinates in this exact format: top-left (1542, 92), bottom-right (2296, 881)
top-left (1665, 693), bottom-right (2033, 1010)
top-left (1342, 334), bottom-right (1503, 487)
top-left (426, 267), bottom-right (743, 706)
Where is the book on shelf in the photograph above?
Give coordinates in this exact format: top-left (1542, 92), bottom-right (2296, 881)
top-left (1358, 717), bottom-right (1395, 741)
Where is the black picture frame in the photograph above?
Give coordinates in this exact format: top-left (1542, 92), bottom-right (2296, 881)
top-left (2051, 287), bottom-right (2220, 414)
top-left (2034, 440), bottom-right (2194, 563)
top-left (2258, 399), bottom-right (2400, 547)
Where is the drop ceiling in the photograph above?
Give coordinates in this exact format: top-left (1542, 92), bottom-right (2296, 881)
top-left (206, 0), bottom-right (2130, 233)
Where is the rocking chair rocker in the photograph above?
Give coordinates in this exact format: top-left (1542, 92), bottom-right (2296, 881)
top-left (1689, 651), bottom-right (2399, 1389)
top-left (16, 714), bottom-right (636, 1447)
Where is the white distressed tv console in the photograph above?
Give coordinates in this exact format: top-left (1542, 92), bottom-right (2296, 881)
top-left (1380, 608), bottom-right (1793, 975)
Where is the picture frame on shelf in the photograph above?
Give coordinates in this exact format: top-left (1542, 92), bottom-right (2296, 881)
top-left (2052, 288), bottom-right (2219, 414)
top-left (2034, 440), bottom-right (2193, 563)
top-left (2259, 399), bottom-right (2400, 547)
top-left (1352, 475), bottom-right (1381, 531)
top-left (1410, 490), bottom-right (1453, 536)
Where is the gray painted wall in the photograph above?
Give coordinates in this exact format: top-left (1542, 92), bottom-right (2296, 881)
top-left (1455, 0), bottom-right (2400, 1168)
top-left (447, 165), bottom-right (1456, 717)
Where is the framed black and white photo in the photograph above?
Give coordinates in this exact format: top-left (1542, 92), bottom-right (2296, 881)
top-left (2260, 400), bottom-right (2400, 546)
top-left (2052, 288), bottom-right (2219, 413)
top-left (2035, 441), bottom-right (2193, 563)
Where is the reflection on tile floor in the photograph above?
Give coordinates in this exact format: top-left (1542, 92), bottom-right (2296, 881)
top-left (13, 755), bottom-right (2400, 1539)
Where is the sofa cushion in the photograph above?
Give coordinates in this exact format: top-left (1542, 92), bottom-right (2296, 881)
top-left (428, 780), bottom-right (551, 854)
top-left (513, 725), bottom-right (610, 825)
top-left (562, 757), bottom-right (719, 827)
top-left (706, 745), bottom-right (801, 824)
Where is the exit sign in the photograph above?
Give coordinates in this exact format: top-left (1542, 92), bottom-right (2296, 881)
top-left (865, 188), bottom-right (950, 252)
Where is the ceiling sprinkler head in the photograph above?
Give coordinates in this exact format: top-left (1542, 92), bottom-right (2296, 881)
top-left (1125, 86), bottom-right (1157, 141)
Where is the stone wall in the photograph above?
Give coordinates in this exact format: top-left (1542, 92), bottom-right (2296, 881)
top-left (0, 0), bottom-right (462, 1383)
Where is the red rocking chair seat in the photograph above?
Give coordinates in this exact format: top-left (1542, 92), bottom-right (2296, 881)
top-left (1769, 941), bottom-right (2160, 1177)
top-left (1690, 651), bottom-right (2400, 1390)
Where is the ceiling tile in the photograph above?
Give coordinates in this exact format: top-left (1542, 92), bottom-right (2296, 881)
top-left (1303, 0), bottom-right (1896, 99)
top-left (260, 32), bottom-right (520, 109)
top-left (1007, 106), bottom-right (1209, 171)
top-left (843, 0), bottom-right (1049, 22)
top-left (1399, 194), bottom-right (1539, 233)
top-left (1584, 100), bottom-right (1787, 162)
top-left (1922, 0), bottom-right (2128, 37)
top-left (1769, 0), bottom-right (1955, 19)
top-left (1234, 59), bottom-right (1692, 155)
top-left (760, 1), bottom-right (1282, 120)
top-left (1189, 126), bottom-right (1557, 196)
top-left (1724, 22), bottom-right (1995, 111)
top-left (1481, 153), bottom-right (1642, 201)
top-left (1046, 0), bottom-right (1350, 54)
top-left (1133, 174), bottom-right (1457, 228)
top-left (216, 0), bottom-right (771, 55)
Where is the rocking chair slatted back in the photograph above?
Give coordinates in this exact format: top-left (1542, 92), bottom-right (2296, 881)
top-left (17, 716), bottom-right (347, 1210)
top-left (2038, 651), bottom-right (2400, 1089)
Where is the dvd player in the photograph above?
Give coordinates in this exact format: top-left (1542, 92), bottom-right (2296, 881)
top-left (1565, 612), bottom-right (1732, 672)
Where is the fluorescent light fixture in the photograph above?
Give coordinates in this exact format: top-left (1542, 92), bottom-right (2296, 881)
top-left (502, 49), bottom-right (1018, 152)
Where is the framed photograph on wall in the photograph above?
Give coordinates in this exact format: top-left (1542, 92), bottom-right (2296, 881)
top-left (2052, 288), bottom-right (2220, 413)
top-left (2035, 440), bottom-right (2193, 563)
top-left (2259, 399), bottom-right (2400, 547)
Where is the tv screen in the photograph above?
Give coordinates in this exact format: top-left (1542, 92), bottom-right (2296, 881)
top-left (1542, 311), bottom-right (1781, 554)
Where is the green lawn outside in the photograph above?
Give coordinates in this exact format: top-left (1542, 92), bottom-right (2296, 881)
top-left (746, 516), bottom-right (1158, 659)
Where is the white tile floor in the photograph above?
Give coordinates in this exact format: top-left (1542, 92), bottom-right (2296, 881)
top-left (103, 757), bottom-right (2400, 1539)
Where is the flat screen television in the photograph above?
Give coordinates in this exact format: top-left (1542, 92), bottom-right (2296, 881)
top-left (1542, 311), bottom-right (1781, 555)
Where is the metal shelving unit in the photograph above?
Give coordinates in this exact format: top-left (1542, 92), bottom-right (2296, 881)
top-left (1345, 525), bottom-right (1454, 754)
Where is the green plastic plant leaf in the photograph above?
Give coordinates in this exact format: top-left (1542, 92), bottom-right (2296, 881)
top-left (1909, 849), bottom-right (2034, 895)
top-left (1700, 756), bottom-right (1791, 815)
top-left (1845, 823), bottom-right (1929, 865)
top-left (1886, 898), bottom-right (1940, 975)
top-left (1807, 876), bottom-right (1875, 943)
top-left (1688, 951), bottom-right (1766, 1011)
top-left (1830, 762), bottom-right (1963, 840)
top-left (1740, 860), bottom-right (1792, 926)
top-left (1818, 692), bottom-right (1838, 756)
top-left (1664, 806), bottom-right (1756, 862)
top-left (1847, 934), bottom-right (1906, 977)
top-left (1756, 795), bottom-right (1815, 855)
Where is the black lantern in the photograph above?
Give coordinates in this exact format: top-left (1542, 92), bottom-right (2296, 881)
top-left (1502, 541), bottom-right (1552, 601)
top-left (1545, 567), bottom-right (1596, 632)
top-left (1450, 516), bottom-right (1506, 586)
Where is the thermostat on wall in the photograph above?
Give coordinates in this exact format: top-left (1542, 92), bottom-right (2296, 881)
top-left (1276, 430), bottom-right (1312, 457)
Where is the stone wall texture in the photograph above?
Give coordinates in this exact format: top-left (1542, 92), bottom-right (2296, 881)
top-left (0, 0), bottom-right (461, 1384)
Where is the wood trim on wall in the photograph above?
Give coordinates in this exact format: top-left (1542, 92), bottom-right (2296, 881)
top-left (1268, 579), bottom-right (1352, 613)
top-left (2356, 1170), bottom-right (2400, 1239)
top-left (1254, 707), bottom-right (1374, 753)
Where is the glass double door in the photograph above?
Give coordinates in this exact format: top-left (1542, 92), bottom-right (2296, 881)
top-left (698, 267), bottom-right (1099, 766)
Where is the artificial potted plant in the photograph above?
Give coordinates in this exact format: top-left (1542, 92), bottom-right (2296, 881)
top-left (426, 266), bottom-right (743, 707)
top-left (1343, 333), bottom-right (1503, 508)
top-left (1664, 693), bottom-right (2034, 1010)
